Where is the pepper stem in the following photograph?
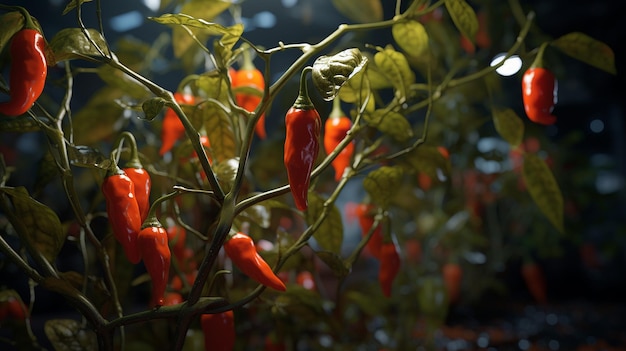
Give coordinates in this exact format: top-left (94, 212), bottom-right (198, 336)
top-left (240, 43), bottom-right (255, 71)
top-left (0, 5), bottom-right (37, 30)
top-left (112, 131), bottom-right (143, 169)
top-left (530, 42), bottom-right (549, 69)
top-left (141, 191), bottom-right (181, 229)
top-left (329, 97), bottom-right (344, 119)
top-left (293, 66), bottom-right (314, 109)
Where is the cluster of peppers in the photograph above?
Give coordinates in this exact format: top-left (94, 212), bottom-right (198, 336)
top-left (0, 7), bottom-right (47, 117)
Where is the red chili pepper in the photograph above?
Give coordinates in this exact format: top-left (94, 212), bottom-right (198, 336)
top-left (442, 262), bottom-right (463, 304)
top-left (0, 11), bottom-right (47, 117)
top-left (137, 220), bottom-right (171, 308)
top-left (521, 67), bottom-right (558, 125)
top-left (123, 166), bottom-right (151, 222)
top-left (356, 204), bottom-right (383, 259)
top-left (521, 261), bottom-right (548, 304)
top-left (232, 51), bottom-right (266, 139)
top-left (323, 99), bottom-right (354, 181)
top-left (201, 310), bottom-right (235, 351)
top-left (0, 295), bottom-right (28, 322)
top-left (101, 165), bottom-right (142, 264)
top-left (284, 68), bottom-right (321, 211)
top-left (223, 232), bottom-right (286, 291)
top-left (378, 241), bottom-right (400, 297)
top-left (159, 92), bottom-right (196, 156)
top-left (165, 217), bottom-right (187, 260)
top-left (162, 292), bottom-right (184, 306)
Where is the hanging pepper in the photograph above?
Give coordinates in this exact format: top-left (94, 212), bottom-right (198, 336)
top-left (323, 98), bottom-right (354, 181)
top-left (101, 164), bottom-right (142, 264)
top-left (521, 46), bottom-right (557, 125)
top-left (284, 67), bottom-right (321, 211)
top-left (0, 8), bottom-right (47, 117)
top-left (116, 132), bottom-right (151, 222)
top-left (442, 262), bottom-right (463, 304)
top-left (159, 92), bottom-right (195, 156)
top-left (356, 204), bottom-right (383, 259)
top-left (223, 232), bottom-right (286, 291)
top-left (232, 49), bottom-right (266, 139)
top-left (137, 216), bottom-right (171, 308)
top-left (378, 241), bottom-right (400, 297)
top-left (201, 310), bottom-right (235, 351)
top-left (521, 260), bottom-right (548, 304)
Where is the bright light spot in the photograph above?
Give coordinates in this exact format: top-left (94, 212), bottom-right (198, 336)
top-left (282, 0), bottom-right (298, 7)
top-left (490, 53), bottom-right (522, 76)
top-left (110, 11), bottom-right (144, 32)
top-left (596, 171), bottom-right (623, 194)
top-left (253, 11), bottom-right (277, 29)
top-left (142, 0), bottom-right (160, 12)
top-left (475, 157), bottom-right (502, 174)
top-left (590, 119), bottom-right (605, 133)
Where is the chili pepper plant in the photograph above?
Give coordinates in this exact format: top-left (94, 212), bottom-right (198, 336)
top-left (0, 1), bottom-right (617, 350)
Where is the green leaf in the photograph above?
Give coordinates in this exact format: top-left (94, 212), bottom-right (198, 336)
top-left (62, 0), bottom-right (93, 15)
top-left (48, 28), bottom-right (110, 63)
top-left (362, 166), bottom-right (404, 209)
top-left (551, 32), bottom-right (617, 75)
top-left (0, 115), bottom-right (41, 132)
top-left (315, 251), bottom-right (349, 279)
top-left (522, 153), bottom-right (564, 233)
top-left (444, 0), bottom-right (478, 42)
top-left (197, 71), bottom-right (231, 103)
top-left (311, 48), bottom-right (368, 101)
top-left (331, 0), bottom-right (383, 23)
top-left (72, 87), bottom-right (125, 145)
top-left (0, 187), bottom-right (65, 263)
top-left (213, 23), bottom-right (244, 65)
top-left (336, 68), bottom-right (374, 112)
top-left (493, 108), bottom-right (524, 147)
top-left (374, 46), bottom-right (415, 102)
top-left (198, 101), bottom-right (236, 163)
top-left (392, 20), bottom-right (429, 57)
top-left (305, 192), bottom-right (343, 254)
top-left (364, 109), bottom-right (414, 143)
top-left (97, 65), bottom-right (151, 99)
top-left (142, 97), bottom-right (167, 121)
top-left (398, 145), bottom-right (450, 178)
top-left (44, 319), bottom-right (98, 351)
top-left (0, 12), bottom-right (24, 54)
top-left (67, 145), bottom-right (111, 169)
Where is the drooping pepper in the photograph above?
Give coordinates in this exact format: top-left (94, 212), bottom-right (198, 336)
top-left (223, 232), bottom-right (286, 291)
top-left (355, 204), bottom-right (383, 259)
top-left (521, 47), bottom-right (557, 126)
top-left (201, 310), bottom-right (235, 351)
top-left (159, 92), bottom-right (196, 156)
top-left (521, 260), bottom-right (548, 304)
top-left (323, 98), bottom-right (354, 181)
top-left (116, 132), bottom-right (151, 222)
top-left (0, 9), bottom-right (47, 117)
top-left (378, 241), bottom-right (400, 297)
top-left (137, 216), bottom-right (171, 308)
top-left (232, 49), bottom-right (266, 139)
top-left (101, 164), bottom-right (142, 264)
top-left (284, 67), bottom-right (321, 211)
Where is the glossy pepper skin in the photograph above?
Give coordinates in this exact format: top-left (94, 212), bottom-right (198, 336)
top-left (356, 204), bottom-right (383, 259)
top-left (223, 232), bottom-right (286, 291)
top-left (123, 166), bottom-right (151, 222)
top-left (0, 28), bottom-right (47, 116)
top-left (521, 67), bottom-right (558, 125)
top-left (284, 69), bottom-right (321, 211)
top-left (378, 242), bottom-right (400, 297)
top-left (201, 311), bottom-right (235, 351)
top-left (101, 166), bottom-right (142, 264)
top-left (159, 92), bottom-right (195, 156)
top-left (323, 100), bottom-right (354, 181)
top-left (138, 224), bottom-right (171, 307)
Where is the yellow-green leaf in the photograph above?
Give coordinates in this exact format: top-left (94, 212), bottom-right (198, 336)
top-left (363, 166), bottom-right (404, 209)
top-left (551, 32), bottom-right (617, 75)
top-left (364, 109), bottom-right (414, 143)
top-left (198, 102), bottom-right (236, 163)
top-left (311, 48), bottom-right (368, 101)
top-left (72, 87), bottom-right (125, 145)
top-left (374, 46), bottom-right (415, 102)
top-left (196, 71), bottom-right (231, 104)
top-left (44, 319), bottom-right (98, 351)
top-left (62, 0), bottom-right (93, 15)
top-left (0, 187), bottom-right (65, 263)
top-left (68, 145), bottom-right (111, 169)
top-left (336, 65), bottom-right (372, 111)
top-left (444, 0), bottom-right (478, 42)
top-left (493, 108), bottom-right (524, 147)
top-left (0, 12), bottom-right (24, 53)
top-left (392, 20), bottom-right (429, 57)
top-left (522, 153), bottom-right (564, 233)
top-left (305, 192), bottom-right (343, 254)
top-left (142, 97), bottom-right (167, 121)
top-left (48, 28), bottom-right (110, 63)
top-left (331, 0), bottom-right (383, 23)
